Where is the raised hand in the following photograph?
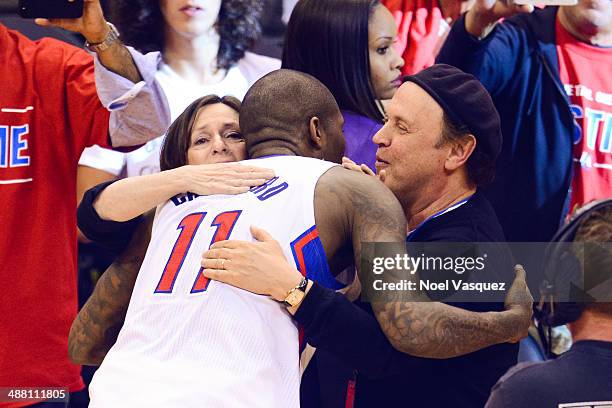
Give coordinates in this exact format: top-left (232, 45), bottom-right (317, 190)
top-left (466, 0), bottom-right (534, 37)
top-left (34, 0), bottom-right (109, 44)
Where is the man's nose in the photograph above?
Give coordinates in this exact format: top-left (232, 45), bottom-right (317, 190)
top-left (372, 124), bottom-right (390, 146)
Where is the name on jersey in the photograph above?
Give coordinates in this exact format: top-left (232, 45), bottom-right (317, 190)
top-left (171, 192), bottom-right (200, 206)
top-left (0, 124), bottom-right (30, 168)
top-left (171, 176), bottom-right (289, 207)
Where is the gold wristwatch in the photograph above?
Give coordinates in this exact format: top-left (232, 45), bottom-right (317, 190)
top-left (283, 277), bottom-right (309, 307)
top-left (85, 22), bottom-right (120, 53)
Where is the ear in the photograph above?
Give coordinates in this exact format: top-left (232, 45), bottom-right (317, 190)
top-left (308, 116), bottom-right (323, 150)
top-left (445, 134), bottom-right (476, 171)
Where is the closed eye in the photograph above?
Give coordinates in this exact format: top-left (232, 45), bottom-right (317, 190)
top-left (395, 121), bottom-right (410, 133)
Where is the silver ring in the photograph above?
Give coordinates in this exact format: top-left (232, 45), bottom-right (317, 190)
top-left (221, 259), bottom-right (226, 270)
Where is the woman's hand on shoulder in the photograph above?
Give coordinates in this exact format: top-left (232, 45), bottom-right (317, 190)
top-left (177, 163), bottom-right (275, 196)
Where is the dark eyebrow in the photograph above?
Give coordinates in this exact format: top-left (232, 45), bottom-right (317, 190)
top-left (221, 123), bottom-right (240, 131)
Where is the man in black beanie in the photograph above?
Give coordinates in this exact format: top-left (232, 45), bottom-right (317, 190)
top-left (297, 63), bottom-right (518, 408)
top-left (360, 63), bottom-right (519, 407)
top-left (374, 63), bottom-right (503, 233)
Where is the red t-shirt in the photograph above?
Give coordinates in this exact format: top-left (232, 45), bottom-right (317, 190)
top-left (0, 24), bottom-right (110, 407)
top-left (556, 18), bottom-right (612, 212)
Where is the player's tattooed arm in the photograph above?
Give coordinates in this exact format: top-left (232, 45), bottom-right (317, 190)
top-left (371, 270), bottom-right (532, 358)
top-left (324, 168), bottom-right (532, 358)
top-left (68, 212), bottom-right (153, 365)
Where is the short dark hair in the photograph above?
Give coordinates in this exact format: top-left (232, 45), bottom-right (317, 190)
top-left (160, 95), bottom-right (241, 171)
top-left (281, 0), bottom-right (383, 122)
top-left (109, 0), bottom-right (263, 71)
top-left (438, 112), bottom-right (496, 187)
top-left (239, 69), bottom-right (341, 158)
top-left (573, 206), bottom-right (612, 316)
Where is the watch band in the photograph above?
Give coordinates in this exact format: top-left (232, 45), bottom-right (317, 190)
top-left (282, 277), bottom-right (309, 307)
top-left (85, 22), bottom-right (120, 53)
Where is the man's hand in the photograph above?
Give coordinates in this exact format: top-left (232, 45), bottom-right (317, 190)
top-left (342, 157), bottom-right (376, 177)
top-left (35, 0), bottom-right (142, 83)
top-left (34, 0), bottom-right (109, 44)
top-left (503, 264), bottom-right (534, 342)
top-left (465, 0), bottom-right (534, 37)
top-left (341, 157), bottom-right (388, 183)
top-left (201, 226), bottom-right (304, 301)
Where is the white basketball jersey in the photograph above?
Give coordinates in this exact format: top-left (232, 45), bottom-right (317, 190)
top-left (89, 156), bottom-right (340, 408)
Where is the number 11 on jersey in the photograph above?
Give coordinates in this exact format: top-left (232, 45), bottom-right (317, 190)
top-left (155, 210), bottom-right (242, 295)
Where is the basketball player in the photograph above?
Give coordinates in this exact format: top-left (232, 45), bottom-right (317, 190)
top-left (73, 70), bottom-right (532, 407)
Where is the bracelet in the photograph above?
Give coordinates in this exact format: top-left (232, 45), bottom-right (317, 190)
top-left (85, 22), bottom-right (120, 53)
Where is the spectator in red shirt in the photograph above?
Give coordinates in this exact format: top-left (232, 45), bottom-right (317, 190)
top-left (0, 1), bottom-right (168, 406)
top-left (437, 0), bottom-right (612, 243)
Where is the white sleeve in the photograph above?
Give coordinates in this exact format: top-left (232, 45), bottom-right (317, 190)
top-left (93, 46), bottom-right (171, 147)
top-left (78, 145), bottom-right (126, 176)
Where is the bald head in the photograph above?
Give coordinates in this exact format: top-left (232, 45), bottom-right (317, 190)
top-left (239, 69), bottom-right (345, 161)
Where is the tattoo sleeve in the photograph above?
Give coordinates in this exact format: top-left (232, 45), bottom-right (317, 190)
top-left (68, 213), bottom-right (152, 365)
top-left (332, 170), bottom-right (524, 358)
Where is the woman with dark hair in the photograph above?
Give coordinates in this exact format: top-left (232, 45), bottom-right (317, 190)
top-left (110, 0), bottom-right (278, 120)
top-left (79, 0), bottom-right (280, 179)
top-left (112, 0), bottom-right (263, 73)
top-left (92, 95), bottom-right (274, 222)
top-left (282, 0), bottom-right (404, 170)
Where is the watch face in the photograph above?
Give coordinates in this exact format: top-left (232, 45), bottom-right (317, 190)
top-left (285, 290), bottom-right (305, 306)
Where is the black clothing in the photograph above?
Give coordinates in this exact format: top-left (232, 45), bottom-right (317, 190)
top-left (77, 180), bottom-right (142, 254)
top-left (297, 191), bottom-right (518, 407)
top-left (486, 340), bottom-right (612, 408)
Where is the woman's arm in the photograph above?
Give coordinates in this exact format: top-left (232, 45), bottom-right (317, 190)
top-left (95, 163), bottom-right (275, 221)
